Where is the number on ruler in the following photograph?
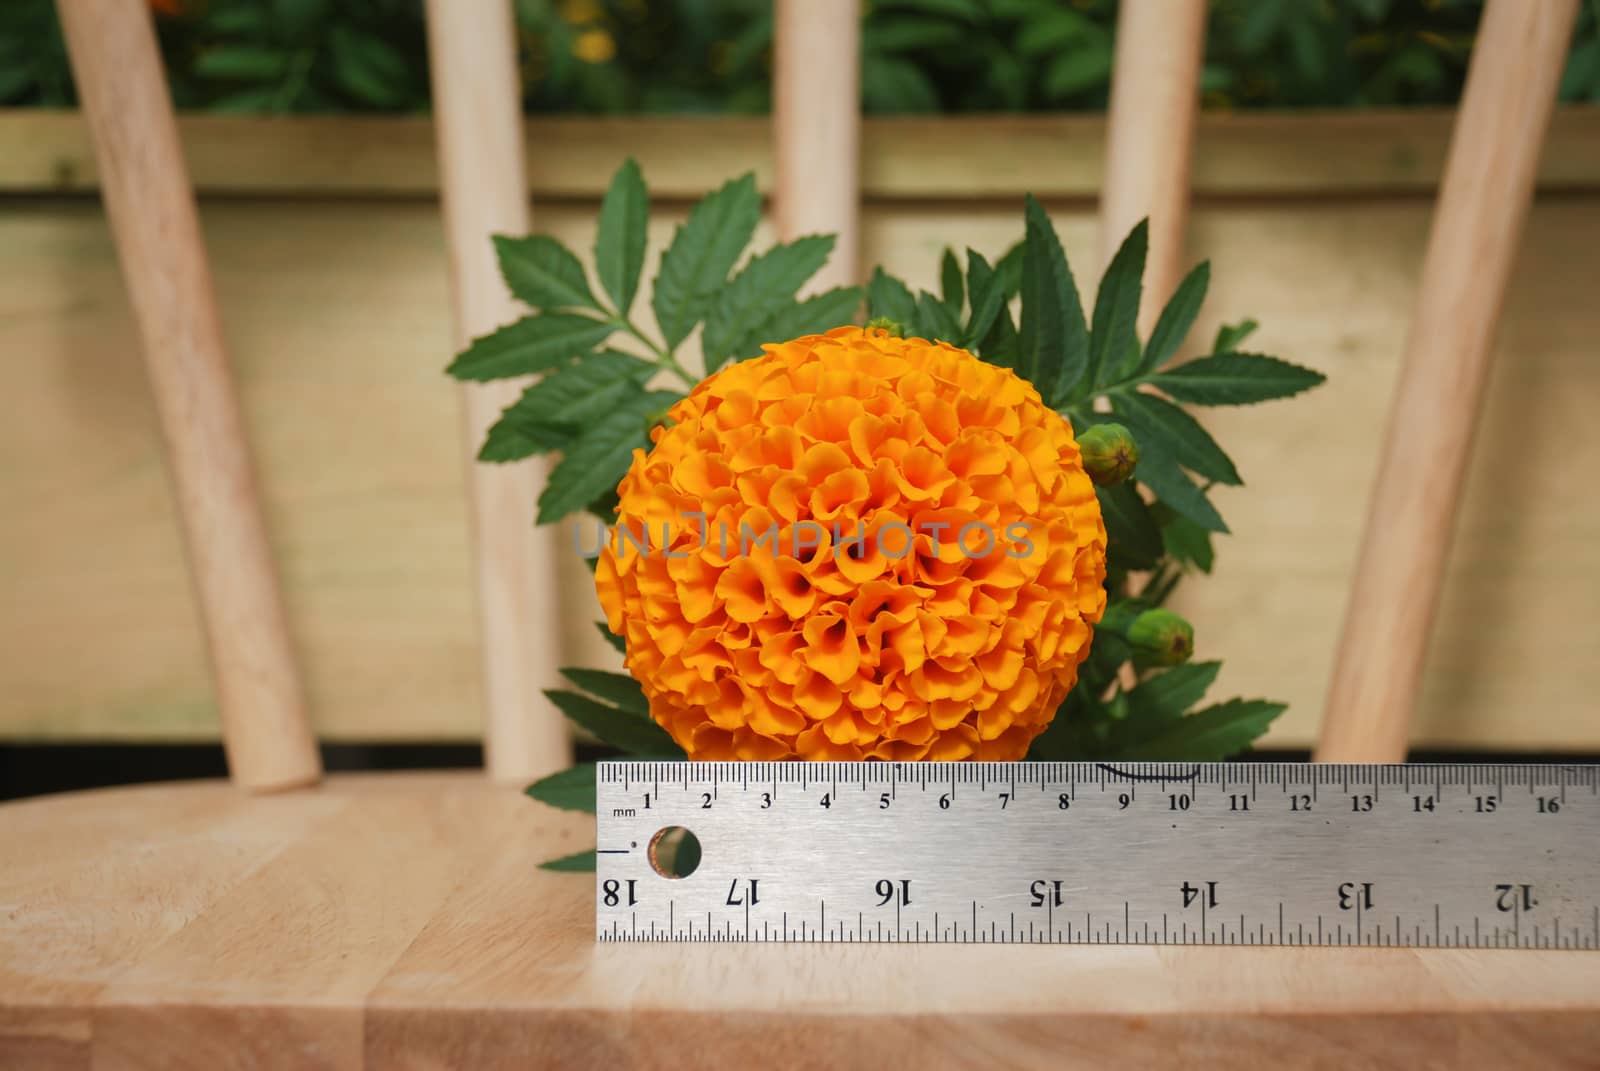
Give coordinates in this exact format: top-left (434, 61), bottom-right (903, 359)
top-left (1494, 884), bottom-right (1536, 912)
top-left (1030, 880), bottom-right (1064, 908)
top-left (1338, 882), bottom-right (1373, 911)
top-left (876, 879), bottom-right (911, 907)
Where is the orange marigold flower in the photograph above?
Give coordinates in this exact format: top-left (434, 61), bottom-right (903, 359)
top-left (596, 326), bottom-right (1107, 761)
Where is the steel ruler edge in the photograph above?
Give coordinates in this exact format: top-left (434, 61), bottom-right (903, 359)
top-left (593, 761), bottom-right (1600, 948)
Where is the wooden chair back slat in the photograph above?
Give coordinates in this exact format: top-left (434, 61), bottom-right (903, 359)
top-left (1318, 0), bottom-right (1580, 762)
top-left (1100, 0), bottom-right (1207, 330)
top-left (57, 0), bottom-right (320, 792)
top-left (774, 0), bottom-right (862, 289)
top-left (54, 0), bottom-right (1582, 774)
top-left (425, 0), bottom-right (571, 781)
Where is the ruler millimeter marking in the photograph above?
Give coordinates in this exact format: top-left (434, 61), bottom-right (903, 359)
top-left (594, 761), bottom-right (1600, 947)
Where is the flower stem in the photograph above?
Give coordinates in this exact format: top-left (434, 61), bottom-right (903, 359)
top-left (613, 315), bottom-right (698, 389)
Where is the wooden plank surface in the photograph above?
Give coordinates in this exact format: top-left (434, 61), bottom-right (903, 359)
top-left (4, 187), bottom-right (1597, 750)
top-left (3, 109), bottom-right (1600, 199)
top-left (0, 775), bottom-right (1596, 1070)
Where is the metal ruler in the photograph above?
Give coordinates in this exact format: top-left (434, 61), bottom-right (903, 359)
top-left (595, 761), bottom-right (1600, 947)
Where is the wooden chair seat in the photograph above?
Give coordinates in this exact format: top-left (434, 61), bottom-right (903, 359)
top-left (4, 774), bottom-right (1598, 1069)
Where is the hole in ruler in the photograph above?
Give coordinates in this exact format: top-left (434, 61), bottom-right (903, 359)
top-left (648, 826), bottom-right (702, 879)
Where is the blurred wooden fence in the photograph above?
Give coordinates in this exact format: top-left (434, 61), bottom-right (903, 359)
top-left (3, 108), bottom-right (1598, 750)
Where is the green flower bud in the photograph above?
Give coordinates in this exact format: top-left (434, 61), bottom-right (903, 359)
top-left (1078, 422), bottom-right (1139, 487)
top-left (865, 316), bottom-right (905, 337)
top-left (1126, 608), bottom-right (1194, 667)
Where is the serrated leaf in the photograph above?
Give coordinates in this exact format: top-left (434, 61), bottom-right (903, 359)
top-left (595, 158), bottom-right (649, 316)
top-left (1151, 352), bottom-right (1326, 406)
top-left (540, 849), bottom-right (597, 872)
top-left (867, 268), bottom-right (919, 326)
top-left (1213, 319), bottom-right (1258, 353)
top-left (596, 621), bottom-right (627, 654)
top-left (1090, 219), bottom-right (1147, 387)
top-left (1019, 194), bottom-right (1089, 402)
top-left (477, 414), bottom-right (549, 463)
top-left (1137, 261), bottom-right (1209, 376)
top-left (493, 235), bottom-right (598, 311)
top-left (1096, 481), bottom-right (1162, 570)
top-left (940, 247), bottom-right (964, 315)
top-left (653, 173), bottom-right (761, 350)
top-left (537, 390), bottom-right (681, 524)
top-left (964, 249), bottom-right (1005, 347)
top-left (994, 241), bottom-right (1024, 300)
top-left (502, 350), bottom-right (655, 434)
top-left (1113, 390), bottom-right (1241, 487)
top-left (1125, 661), bottom-right (1222, 722)
top-left (525, 761), bottom-right (598, 813)
top-left (914, 290), bottom-right (962, 342)
top-left (1118, 698), bottom-right (1285, 761)
top-left (560, 667), bottom-right (649, 716)
top-left (978, 301), bottom-right (1020, 370)
top-left (702, 235), bottom-right (835, 372)
top-left (1135, 445), bottom-right (1229, 534)
top-left (446, 314), bottom-right (613, 382)
top-left (758, 286), bottom-right (863, 342)
top-left (1162, 511), bottom-right (1216, 572)
top-left (546, 689), bottom-right (681, 755)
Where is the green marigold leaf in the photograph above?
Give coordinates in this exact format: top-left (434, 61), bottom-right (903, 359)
top-left (653, 173), bottom-right (761, 350)
top-left (596, 621), bottom-right (627, 654)
top-left (1135, 445), bottom-right (1229, 534)
top-left (978, 301), bottom-right (1020, 370)
top-left (595, 158), bottom-right (649, 316)
top-left (477, 414), bottom-right (549, 463)
top-left (1125, 661), bottom-right (1223, 722)
top-left (545, 689), bottom-right (681, 755)
top-left (994, 240), bottom-right (1024, 300)
top-left (540, 849), bottom-right (597, 872)
top-left (758, 286), bottom-right (864, 342)
top-left (1097, 481), bottom-right (1162, 570)
top-left (493, 234), bottom-right (599, 311)
top-left (1161, 510), bottom-right (1216, 572)
top-left (1113, 390), bottom-right (1241, 487)
top-left (867, 267), bottom-right (919, 326)
top-left (1090, 219), bottom-right (1147, 387)
top-left (940, 247), bottom-right (964, 315)
top-left (963, 248), bottom-right (1006, 348)
top-left (1118, 698), bottom-right (1285, 761)
top-left (1019, 194), bottom-right (1089, 403)
top-left (702, 235), bottom-right (836, 372)
top-left (502, 350), bottom-right (655, 438)
top-left (1137, 261), bottom-right (1210, 376)
top-left (560, 667), bottom-right (649, 717)
top-left (1213, 318), bottom-right (1258, 353)
top-left (537, 389), bottom-right (681, 524)
top-left (915, 289), bottom-right (962, 343)
top-left (1150, 352), bottom-right (1327, 406)
top-left (445, 314), bottom-right (613, 382)
top-left (525, 761), bottom-right (598, 813)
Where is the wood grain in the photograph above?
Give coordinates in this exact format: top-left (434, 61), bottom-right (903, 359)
top-left (0, 776), bottom-right (1596, 1069)
top-left (3, 121), bottom-right (1600, 751)
top-left (54, 1), bottom-right (319, 790)
top-left (773, 0), bottom-right (861, 290)
top-left (5, 109), bottom-right (1600, 199)
top-left (424, 0), bottom-right (570, 781)
top-left (1100, 0), bottom-right (1206, 329)
top-left (1318, 0), bottom-right (1581, 762)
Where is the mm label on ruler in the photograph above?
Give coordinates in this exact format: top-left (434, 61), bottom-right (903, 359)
top-left (595, 761), bottom-right (1600, 948)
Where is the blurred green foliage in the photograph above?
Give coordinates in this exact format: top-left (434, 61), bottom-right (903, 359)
top-left (2, 0), bottom-right (1597, 114)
